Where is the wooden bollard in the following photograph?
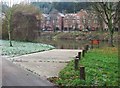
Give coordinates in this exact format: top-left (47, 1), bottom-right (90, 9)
top-left (80, 66), bottom-right (85, 80)
top-left (85, 45), bottom-right (89, 53)
top-left (74, 58), bottom-right (79, 70)
top-left (78, 52), bottom-right (81, 60)
top-left (82, 50), bottom-right (85, 57)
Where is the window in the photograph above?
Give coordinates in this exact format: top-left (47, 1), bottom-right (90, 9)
top-left (47, 17), bottom-right (50, 20)
top-left (77, 20), bottom-right (80, 23)
top-left (76, 16), bottom-right (79, 19)
top-left (94, 20), bottom-right (97, 24)
top-left (57, 16), bottom-right (59, 20)
top-left (88, 20), bottom-right (90, 24)
top-left (83, 16), bottom-right (85, 19)
top-left (73, 20), bottom-right (75, 23)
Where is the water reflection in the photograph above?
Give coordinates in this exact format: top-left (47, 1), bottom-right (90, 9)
top-left (36, 38), bottom-right (116, 49)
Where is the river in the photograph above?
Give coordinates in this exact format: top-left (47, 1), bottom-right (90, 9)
top-left (35, 38), bottom-right (116, 49)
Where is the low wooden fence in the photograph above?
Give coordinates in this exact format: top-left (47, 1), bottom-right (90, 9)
top-left (74, 44), bottom-right (89, 80)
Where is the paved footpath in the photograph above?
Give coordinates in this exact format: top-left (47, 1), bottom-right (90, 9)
top-left (9, 49), bottom-right (82, 78)
top-left (1, 57), bottom-right (54, 86)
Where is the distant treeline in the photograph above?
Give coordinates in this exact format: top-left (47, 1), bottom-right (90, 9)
top-left (31, 2), bottom-right (91, 14)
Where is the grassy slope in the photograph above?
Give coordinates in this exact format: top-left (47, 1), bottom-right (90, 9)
top-left (53, 47), bottom-right (118, 86)
top-left (1, 40), bottom-right (55, 57)
top-left (53, 31), bottom-right (118, 41)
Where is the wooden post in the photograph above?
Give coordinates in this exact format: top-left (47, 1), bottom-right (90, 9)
top-left (91, 40), bottom-right (93, 49)
top-left (80, 66), bottom-right (85, 80)
top-left (97, 40), bottom-right (100, 48)
top-left (82, 50), bottom-right (85, 57)
top-left (74, 58), bottom-right (79, 70)
top-left (98, 43), bottom-right (99, 48)
top-left (78, 52), bottom-right (81, 60)
top-left (85, 45), bottom-right (89, 52)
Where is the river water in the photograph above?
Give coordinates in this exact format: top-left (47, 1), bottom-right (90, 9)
top-left (36, 38), bottom-right (116, 49)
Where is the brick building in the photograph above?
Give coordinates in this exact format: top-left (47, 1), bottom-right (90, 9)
top-left (64, 9), bottom-right (99, 31)
top-left (40, 9), bottom-right (100, 31)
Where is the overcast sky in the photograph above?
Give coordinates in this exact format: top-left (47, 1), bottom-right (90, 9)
top-left (2, 0), bottom-right (24, 6)
top-left (1, 0), bottom-right (119, 6)
top-left (1, 0), bottom-right (84, 6)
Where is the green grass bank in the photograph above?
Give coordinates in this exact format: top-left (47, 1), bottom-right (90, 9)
top-left (52, 31), bottom-right (118, 42)
top-left (49, 47), bottom-right (118, 86)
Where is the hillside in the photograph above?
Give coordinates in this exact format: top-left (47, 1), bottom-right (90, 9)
top-left (31, 2), bottom-right (91, 14)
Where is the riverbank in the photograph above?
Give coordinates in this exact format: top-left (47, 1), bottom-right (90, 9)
top-left (35, 31), bottom-right (118, 49)
top-left (1, 40), bottom-right (55, 57)
top-left (48, 47), bottom-right (118, 86)
top-left (39, 31), bottom-right (118, 42)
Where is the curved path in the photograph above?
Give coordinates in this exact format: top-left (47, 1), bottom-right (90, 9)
top-left (10, 49), bottom-right (82, 78)
top-left (1, 57), bottom-right (54, 86)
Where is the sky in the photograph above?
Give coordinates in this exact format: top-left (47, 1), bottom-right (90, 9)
top-left (1, 0), bottom-right (119, 6)
top-left (1, 0), bottom-right (83, 6)
top-left (1, 0), bottom-right (32, 7)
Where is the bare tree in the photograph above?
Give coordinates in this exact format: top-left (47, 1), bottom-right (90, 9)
top-left (2, 3), bottom-right (41, 44)
top-left (3, 6), bottom-right (13, 46)
top-left (2, 0), bottom-right (17, 46)
top-left (12, 3), bottom-right (41, 41)
top-left (92, 2), bottom-right (120, 47)
top-left (68, 15), bottom-right (73, 32)
top-left (81, 14), bottom-right (88, 30)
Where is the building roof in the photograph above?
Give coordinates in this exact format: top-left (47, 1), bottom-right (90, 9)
top-left (65, 13), bottom-right (77, 16)
top-left (42, 14), bottom-right (49, 17)
top-left (58, 13), bottom-right (65, 17)
top-left (49, 8), bottom-right (59, 14)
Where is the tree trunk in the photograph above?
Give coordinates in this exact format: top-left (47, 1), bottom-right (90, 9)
top-left (69, 27), bottom-right (70, 32)
top-left (108, 20), bottom-right (114, 47)
top-left (8, 31), bottom-right (12, 47)
top-left (7, 10), bottom-right (13, 47)
top-left (109, 32), bottom-right (114, 47)
top-left (9, 35), bottom-right (12, 47)
top-left (8, 22), bottom-right (12, 47)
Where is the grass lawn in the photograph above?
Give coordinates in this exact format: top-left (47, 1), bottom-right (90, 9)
top-left (49, 47), bottom-right (118, 86)
top-left (0, 40), bottom-right (55, 57)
